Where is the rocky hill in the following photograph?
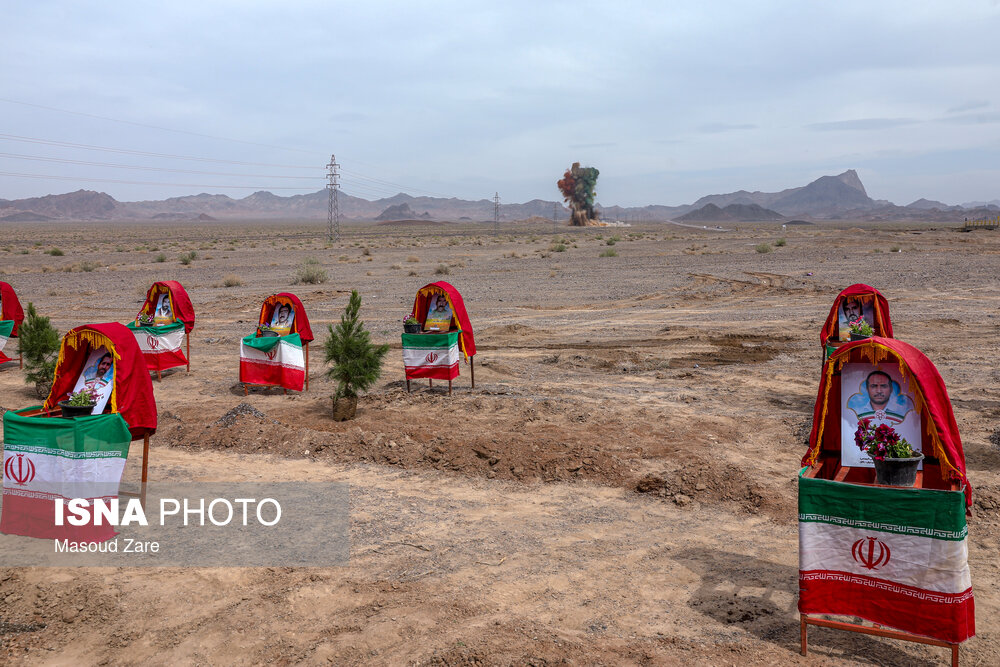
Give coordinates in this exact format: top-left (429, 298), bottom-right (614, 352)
top-left (0, 170), bottom-right (991, 222)
top-left (677, 203), bottom-right (784, 222)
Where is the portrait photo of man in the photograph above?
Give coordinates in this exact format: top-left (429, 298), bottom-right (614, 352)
top-left (153, 293), bottom-right (174, 325)
top-left (424, 294), bottom-right (453, 331)
top-left (841, 362), bottom-right (921, 466)
top-left (837, 295), bottom-right (875, 341)
top-left (71, 346), bottom-right (116, 415)
top-left (269, 303), bottom-right (295, 336)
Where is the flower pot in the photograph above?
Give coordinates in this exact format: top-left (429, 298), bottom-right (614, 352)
top-left (332, 395), bottom-right (358, 421)
top-left (850, 332), bottom-right (871, 341)
top-left (403, 323), bottom-right (421, 334)
top-left (873, 453), bottom-right (924, 487)
top-left (259, 329), bottom-right (280, 338)
top-left (57, 400), bottom-right (96, 418)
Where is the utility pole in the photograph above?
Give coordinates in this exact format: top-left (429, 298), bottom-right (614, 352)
top-left (552, 202), bottom-right (557, 234)
top-left (493, 192), bottom-right (500, 236)
top-left (326, 154), bottom-right (340, 242)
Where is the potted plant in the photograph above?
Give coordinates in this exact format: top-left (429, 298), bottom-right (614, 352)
top-left (848, 317), bottom-right (874, 341)
top-left (58, 387), bottom-right (98, 418)
top-left (403, 314), bottom-right (421, 334)
top-left (136, 312), bottom-right (154, 327)
top-left (855, 418), bottom-right (924, 486)
top-left (258, 325), bottom-right (280, 338)
top-left (324, 290), bottom-right (389, 421)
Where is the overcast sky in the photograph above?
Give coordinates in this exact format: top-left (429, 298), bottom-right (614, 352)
top-left (2, 1), bottom-right (999, 207)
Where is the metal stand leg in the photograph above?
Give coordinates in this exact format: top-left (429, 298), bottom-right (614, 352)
top-left (406, 378), bottom-right (411, 393)
top-left (448, 379), bottom-right (452, 395)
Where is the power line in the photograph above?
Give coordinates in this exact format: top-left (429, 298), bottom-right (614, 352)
top-left (0, 152), bottom-right (325, 180)
top-left (0, 170), bottom-right (321, 190)
top-left (0, 133), bottom-right (316, 169)
top-left (0, 97), bottom-right (318, 156)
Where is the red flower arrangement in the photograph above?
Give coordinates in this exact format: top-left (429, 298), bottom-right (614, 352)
top-left (854, 418), bottom-right (917, 460)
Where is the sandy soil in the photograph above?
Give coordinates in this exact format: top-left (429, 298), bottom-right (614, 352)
top-left (1, 219), bottom-right (999, 665)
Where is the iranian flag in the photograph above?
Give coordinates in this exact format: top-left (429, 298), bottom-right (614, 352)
top-left (799, 471), bottom-right (975, 642)
top-left (127, 321), bottom-right (187, 372)
top-left (0, 319), bottom-right (13, 364)
top-left (240, 332), bottom-right (305, 391)
top-left (402, 331), bottom-right (460, 381)
top-left (1, 409), bottom-right (132, 543)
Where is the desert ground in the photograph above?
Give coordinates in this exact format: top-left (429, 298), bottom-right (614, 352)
top-left (1, 218), bottom-right (999, 665)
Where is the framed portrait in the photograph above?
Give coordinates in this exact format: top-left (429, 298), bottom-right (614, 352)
top-left (153, 293), bottom-right (174, 325)
top-left (836, 295), bottom-right (875, 341)
top-left (840, 362), bottom-right (922, 468)
top-left (424, 294), bottom-right (453, 332)
top-left (71, 346), bottom-right (115, 415)
top-left (269, 303), bottom-right (295, 336)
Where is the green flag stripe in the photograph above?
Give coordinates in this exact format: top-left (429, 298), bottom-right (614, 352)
top-left (799, 469), bottom-right (966, 536)
top-left (126, 321), bottom-right (185, 335)
top-left (402, 331), bottom-right (460, 348)
top-left (3, 409), bottom-right (131, 458)
top-left (241, 332), bottom-right (302, 352)
top-left (0, 320), bottom-right (13, 338)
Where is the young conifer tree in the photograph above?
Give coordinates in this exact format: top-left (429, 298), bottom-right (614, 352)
top-left (19, 303), bottom-right (60, 397)
top-left (324, 290), bottom-right (389, 400)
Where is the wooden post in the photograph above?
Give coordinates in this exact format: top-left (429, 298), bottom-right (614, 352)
top-left (800, 614), bottom-right (960, 665)
top-left (448, 379), bottom-right (452, 395)
top-left (243, 384), bottom-right (248, 396)
top-left (156, 368), bottom-right (161, 382)
top-left (429, 379), bottom-right (432, 388)
top-left (470, 356), bottom-right (475, 388)
top-left (406, 378), bottom-right (411, 393)
top-left (141, 433), bottom-right (149, 484)
top-left (800, 616), bottom-right (807, 656)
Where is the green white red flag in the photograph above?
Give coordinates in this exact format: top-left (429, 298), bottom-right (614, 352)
top-left (127, 321), bottom-right (187, 372)
top-left (402, 331), bottom-right (460, 381)
top-left (240, 333), bottom-right (305, 391)
top-left (798, 471), bottom-right (974, 642)
top-left (0, 320), bottom-right (14, 364)
top-left (1, 409), bottom-right (132, 543)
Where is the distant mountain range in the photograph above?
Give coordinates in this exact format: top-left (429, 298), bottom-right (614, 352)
top-left (1, 169), bottom-right (996, 223)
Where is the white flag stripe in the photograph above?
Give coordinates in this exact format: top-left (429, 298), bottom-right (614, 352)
top-left (402, 344), bottom-right (460, 368)
top-left (0, 333), bottom-right (9, 354)
top-left (239, 340), bottom-right (305, 370)
top-left (3, 450), bottom-right (126, 499)
top-left (799, 521), bottom-right (970, 594)
top-left (132, 328), bottom-right (184, 354)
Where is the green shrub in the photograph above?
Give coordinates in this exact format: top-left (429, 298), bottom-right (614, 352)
top-left (435, 264), bottom-right (451, 275)
top-left (155, 253), bottom-right (167, 263)
top-left (179, 251), bottom-right (197, 265)
top-left (222, 274), bottom-right (243, 287)
top-left (600, 248), bottom-right (618, 257)
top-left (755, 243), bottom-right (772, 254)
top-left (774, 238), bottom-right (787, 247)
top-left (294, 258), bottom-right (328, 284)
top-left (79, 261), bottom-right (98, 272)
top-left (46, 248), bottom-right (64, 256)
top-left (550, 243), bottom-right (567, 252)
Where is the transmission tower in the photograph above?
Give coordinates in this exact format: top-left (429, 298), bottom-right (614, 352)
top-left (493, 192), bottom-right (500, 235)
top-left (326, 154), bottom-right (340, 242)
top-left (552, 202), bottom-right (558, 234)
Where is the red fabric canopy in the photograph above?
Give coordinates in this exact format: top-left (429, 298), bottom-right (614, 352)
top-left (1, 281), bottom-right (25, 336)
top-left (258, 293), bottom-right (313, 343)
top-left (803, 336), bottom-right (970, 506)
top-left (820, 284), bottom-right (892, 347)
top-left (43, 323), bottom-right (157, 438)
top-left (412, 281), bottom-right (476, 359)
top-left (137, 281), bottom-right (195, 333)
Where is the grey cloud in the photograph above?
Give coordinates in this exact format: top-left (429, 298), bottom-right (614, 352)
top-left (698, 123), bottom-right (756, 133)
top-left (938, 111), bottom-right (1000, 125)
top-left (947, 100), bottom-right (989, 113)
top-left (807, 118), bottom-right (918, 132)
